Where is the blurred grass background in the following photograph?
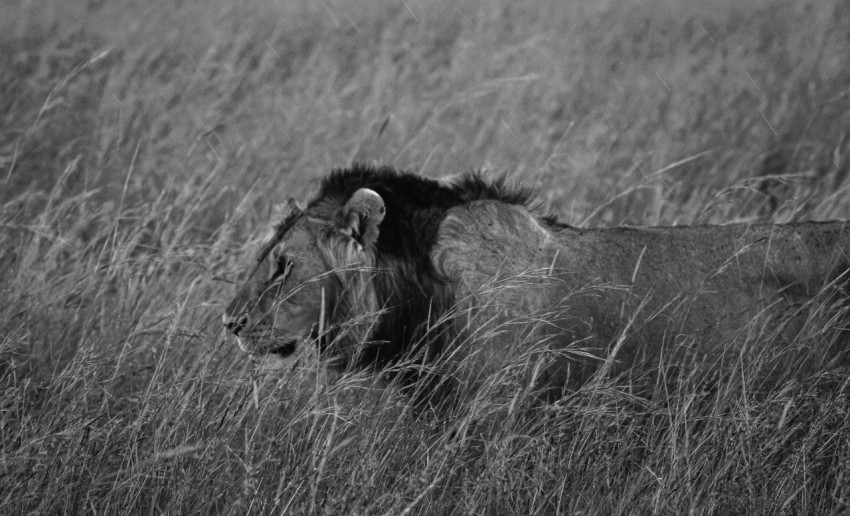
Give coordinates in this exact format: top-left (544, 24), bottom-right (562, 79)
top-left (1, 0), bottom-right (849, 513)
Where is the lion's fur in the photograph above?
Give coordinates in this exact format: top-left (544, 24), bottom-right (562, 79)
top-left (225, 164), bottom-right (850, 398)
top-left (295, 164), bottom-right (542, 367)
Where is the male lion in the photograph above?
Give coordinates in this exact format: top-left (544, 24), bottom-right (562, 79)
top-left (223, 164), bottom-right (850, 401)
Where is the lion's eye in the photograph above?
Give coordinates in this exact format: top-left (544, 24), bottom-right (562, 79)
top-left (271, 254), bottom-right (293, 281)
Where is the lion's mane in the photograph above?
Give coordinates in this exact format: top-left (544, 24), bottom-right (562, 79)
top-left (307, 164), bottom-right (545, 369)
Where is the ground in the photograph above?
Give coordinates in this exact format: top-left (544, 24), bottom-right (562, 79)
top-left (1, 0), bottom-right (849, 513)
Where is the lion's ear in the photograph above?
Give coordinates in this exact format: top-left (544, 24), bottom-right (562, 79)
top-left (340, 188), bottom-right (386, 247)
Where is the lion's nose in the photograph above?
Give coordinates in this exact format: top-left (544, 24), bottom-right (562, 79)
top-left (222, 313), bottom-right (249, 335)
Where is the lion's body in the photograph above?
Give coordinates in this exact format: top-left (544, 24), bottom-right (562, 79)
top-left (224, 165), bottom-right (850, 399)
top-left (435, 200), bottom-right (849, 392)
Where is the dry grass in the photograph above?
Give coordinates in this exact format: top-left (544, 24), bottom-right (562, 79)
top-left (2, 0), bottom-right (850, 513)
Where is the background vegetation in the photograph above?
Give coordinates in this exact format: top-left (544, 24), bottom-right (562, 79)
top-left (1, 0), bottom-right (849, 513)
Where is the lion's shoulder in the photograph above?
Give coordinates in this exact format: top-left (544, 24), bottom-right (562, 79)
top-left (432, 200), bottom-right (560, 282)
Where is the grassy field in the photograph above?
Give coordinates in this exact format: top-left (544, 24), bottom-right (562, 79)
top-left (2, 0), bottom-right (850, 513)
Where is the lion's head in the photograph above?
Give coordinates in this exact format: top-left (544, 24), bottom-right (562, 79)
top-left (222, 187), bottom-right (386, 370)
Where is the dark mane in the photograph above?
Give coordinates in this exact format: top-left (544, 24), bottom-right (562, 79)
top-left (313, 163), bottom-right (537, 260)
top-left (311, 163), bottom-right (540, 368)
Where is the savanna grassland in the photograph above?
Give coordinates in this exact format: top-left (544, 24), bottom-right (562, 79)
top-left (2, 0), bottom-right (850, 513)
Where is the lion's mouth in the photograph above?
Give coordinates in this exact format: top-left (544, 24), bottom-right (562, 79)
top-left (268, 339), bottom-right (297, 357)
top-left (250, 339), bottom-right (301, 372)
top-left (235, 336), bottom-right (299, 358)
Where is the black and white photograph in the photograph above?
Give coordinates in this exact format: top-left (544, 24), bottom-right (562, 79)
top-left (1, 1), bottom-right (849, 513)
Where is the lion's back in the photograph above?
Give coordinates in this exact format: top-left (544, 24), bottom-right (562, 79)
top-left (429, 202), bottom-right (850, 390)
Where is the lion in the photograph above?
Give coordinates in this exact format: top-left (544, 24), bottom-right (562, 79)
top-left (223, 164), bottom-right (850, 402)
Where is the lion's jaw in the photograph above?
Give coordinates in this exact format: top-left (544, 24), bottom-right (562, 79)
top-left (223, 301), bottom-right (321, 370)
top-left (250, 340), bottom-right (305, 371)
top-left (231, 334), bottom-right (308, 371)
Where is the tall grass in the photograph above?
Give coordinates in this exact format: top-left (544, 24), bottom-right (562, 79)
top-left (1, 0), bottom-right (849, 513)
